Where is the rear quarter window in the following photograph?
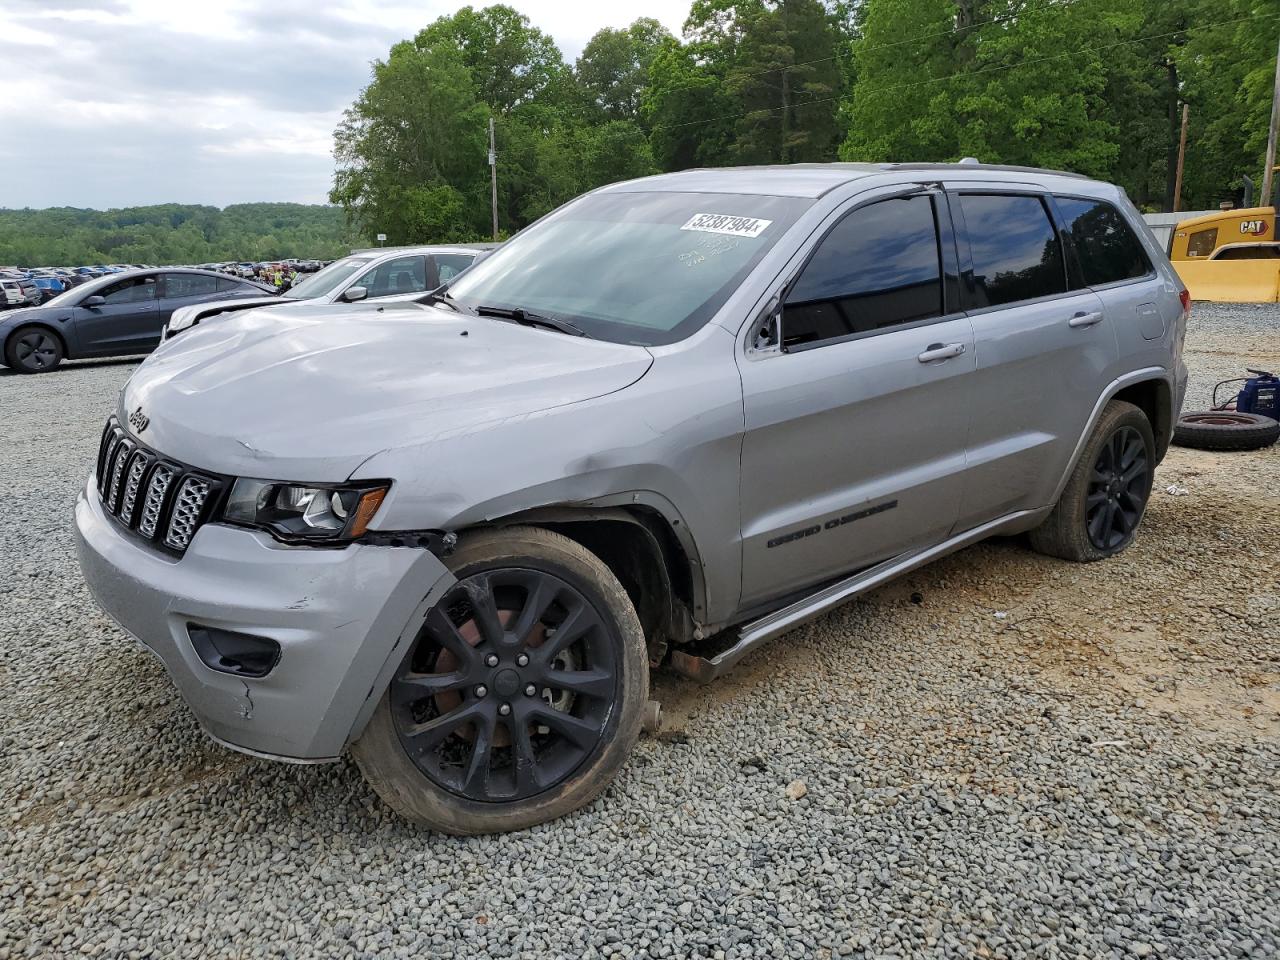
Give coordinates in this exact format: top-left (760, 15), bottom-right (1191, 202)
top-left (1055, 196), bottom-right (1152, 286)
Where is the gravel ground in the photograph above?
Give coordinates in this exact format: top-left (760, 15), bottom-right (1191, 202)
top-left (1, 305), bottom-right (1277, 960)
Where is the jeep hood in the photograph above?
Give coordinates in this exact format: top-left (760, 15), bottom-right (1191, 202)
top-left (120, 304), bottom-right (653, 481)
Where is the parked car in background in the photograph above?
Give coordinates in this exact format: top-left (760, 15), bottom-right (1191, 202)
top-left (75, 163), bottom-right (1187, 833)
top-left (0, 268), bottom-right (272, 372)
top-left (32, 277), bottom-right (66, 303)
top-left (1, 279), bottom-right (28, 309)
top-left (163, 244), bottom-right (495, 338)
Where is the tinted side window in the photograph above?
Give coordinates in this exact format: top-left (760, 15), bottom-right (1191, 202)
top-left (100, 276), bottom-right (157, 304)
top-left (960, 194), bottom-right (1066, 307)
top-left (1055, 197), bottom-right (1151, 286)
top-left (434, 253), bottom-right (475, 283)
top-left (783, 195), bottom-right (943, 349)
top-left (353, 255), bottom-right (428, 298)
top-left (162, 274), bottom-right (220, 299)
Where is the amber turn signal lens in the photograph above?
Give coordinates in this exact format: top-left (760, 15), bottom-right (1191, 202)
top-left (348, 488), bottom-right (388, 538)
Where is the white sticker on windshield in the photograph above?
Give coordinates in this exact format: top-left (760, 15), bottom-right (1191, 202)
top-left (680, 213), bottom-right (773, 238)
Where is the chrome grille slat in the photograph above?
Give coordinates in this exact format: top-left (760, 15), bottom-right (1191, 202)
top-left (164, 476), bottom-right (212, 550)
top-left (105, 439), bottom-right (133, 512)
top-left (137, 465), bottom-right (176, 539)
top-left (119, 451), bottom-right (151, 525)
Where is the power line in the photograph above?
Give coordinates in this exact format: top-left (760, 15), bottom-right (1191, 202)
top-left (651, 10), bottom-right (1274, 135)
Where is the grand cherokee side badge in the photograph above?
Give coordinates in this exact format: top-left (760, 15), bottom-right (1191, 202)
top-left (129, 406), bottom-right (149, 434)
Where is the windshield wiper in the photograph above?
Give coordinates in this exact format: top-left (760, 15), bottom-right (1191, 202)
top-left (474, 305), bottom-right (586, 337)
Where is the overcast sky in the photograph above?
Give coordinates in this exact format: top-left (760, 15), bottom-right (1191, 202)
top-left (0, 0), bottom-right (690, 211)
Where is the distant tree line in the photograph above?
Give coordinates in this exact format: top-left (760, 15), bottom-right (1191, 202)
top-left (332, 0), bottom-right (1280, 246)
top-left (0, 204), bottom-right (353, 267)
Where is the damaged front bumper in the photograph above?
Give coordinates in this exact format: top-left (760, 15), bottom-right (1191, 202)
top-left (73, 475), bottom-right (455, 761)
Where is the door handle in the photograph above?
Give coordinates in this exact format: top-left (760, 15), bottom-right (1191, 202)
top-left (1069, 310), bottom-right (1104, 328)
top-left (917, 342), bottom-right (966, 363)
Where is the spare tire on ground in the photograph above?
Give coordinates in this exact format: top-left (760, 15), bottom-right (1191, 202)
top-left (1171, 411), bottom-right (1280, 451)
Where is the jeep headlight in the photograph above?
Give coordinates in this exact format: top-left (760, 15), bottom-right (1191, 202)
top-left (223, 479), bottom-right (389, 543)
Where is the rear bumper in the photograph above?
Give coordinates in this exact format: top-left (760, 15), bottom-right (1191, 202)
top-left (74, 475), bottom-right (455, 760)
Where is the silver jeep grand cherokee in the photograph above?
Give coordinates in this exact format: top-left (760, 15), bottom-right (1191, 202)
top-left (75, 163), bottom-right (1188, 834)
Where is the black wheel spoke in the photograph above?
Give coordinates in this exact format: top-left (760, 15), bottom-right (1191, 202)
top-left (463, 575), bottom-right (504, 645)
top-left (1120, 456), bottom-right (1147, 486)
top-left (510, 712), bottom-right (541, 795)
top-left (403, 700), bottom-right (485, 746)
top-left (460, 713), bottom-right (495, 795)
top-left (540, 667), bottom-right (614, 700)
top-left (502, 570), bottom-right (560, 642)
top-left (536, 602), bottom-right (595, 664)
top-left (530, 705), bottom-right (602, 749)
top-left (424, 605), bottom-right (479, 667)
top-left (395, 669), bottom-right (470, 697)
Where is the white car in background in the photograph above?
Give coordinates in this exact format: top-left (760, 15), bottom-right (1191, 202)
top-left (164, 244), bottom-right (496, 338)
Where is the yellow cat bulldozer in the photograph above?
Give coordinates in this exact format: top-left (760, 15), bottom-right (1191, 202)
top-left (1170, 204), bottom-right (1280, 302)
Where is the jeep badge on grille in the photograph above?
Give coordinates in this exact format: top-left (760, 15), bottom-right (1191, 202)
top-left (129, 406), bottom-right (149, 434)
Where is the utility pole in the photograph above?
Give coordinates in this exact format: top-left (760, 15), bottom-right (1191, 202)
top-left (1173, 103), bottom-right (1189, 213)
top-left (488, 117), bottom-right (499, 242)
top-left (1263, 27), bottom-right (1280, 205)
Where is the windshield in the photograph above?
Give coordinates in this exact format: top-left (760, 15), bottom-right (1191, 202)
top-left (284, 256), bottom-right (372, 300)
top-left (445, 191), bottom-right (812, 345)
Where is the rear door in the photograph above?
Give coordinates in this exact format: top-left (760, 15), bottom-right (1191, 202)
top-left (158, 273), bottom-right (225, 332)
top-left (948, 187), bottom-right (1115, 529)
top-left (71, 275), bottom-right (159, 355)
top-left (736, 188), bottom-right (975, 607)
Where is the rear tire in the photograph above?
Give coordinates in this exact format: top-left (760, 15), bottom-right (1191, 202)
top-left (4, 326), bottom-right (64, 373)
top-left (353, 526), bottom-right (648, 834)
top-left (1171, 411), bottom-right (1279, 451)
top-left (1030, 400), bottom-right (1155, 563)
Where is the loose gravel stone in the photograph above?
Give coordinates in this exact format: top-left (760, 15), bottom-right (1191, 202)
top-left (1, 304), bottom-right (1277, 959)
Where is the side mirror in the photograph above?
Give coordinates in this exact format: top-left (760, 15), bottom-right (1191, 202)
top-left (83, 295), bottom-right (106, 307)
top-left (341, 286), bottom-right (368, 303)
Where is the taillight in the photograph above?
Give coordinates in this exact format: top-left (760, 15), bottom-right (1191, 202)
top-left (1179, 289), bottom-right (1191, 313)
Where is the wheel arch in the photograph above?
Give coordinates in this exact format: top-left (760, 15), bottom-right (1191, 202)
top-left (463, 503), bottom-right (703, 663)
top-left (1050, 367), bottom-right (1172, 505)
top-left (1112, 377), bottom-right (1173, 462)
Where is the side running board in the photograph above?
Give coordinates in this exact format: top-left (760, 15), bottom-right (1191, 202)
top-left (668, 509), bottom-right (1036, 683)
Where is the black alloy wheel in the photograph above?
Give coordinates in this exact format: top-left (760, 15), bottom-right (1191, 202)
top-left (7, 327), bottom-right (63, 373)
top-left (1085, 425), bottom-right (1150, 551)
top-left (389, 567), bottom-right (620, 803)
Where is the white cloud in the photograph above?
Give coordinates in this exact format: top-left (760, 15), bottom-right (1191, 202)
top-left (0, 0), bottom-right (690, 209)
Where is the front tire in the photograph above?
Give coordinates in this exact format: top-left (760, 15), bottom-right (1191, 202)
top-left (1030, 400), bottom-right (1155, 562)
top-left (353, 526), bottom-right (648, 834)
top-left (4, 326), bottom-right (64, 373)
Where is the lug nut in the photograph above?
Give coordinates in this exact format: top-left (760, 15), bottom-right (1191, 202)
top-left (524, 683), bottom-right (537, 697)
top-left (485, 654), bottom-right (499, 667)
top-left (474, 685), bottom-right (487, 698)
top-left (516, 653), bottom-right (529, 667)
top-left (498, 703), bottom-right (511, 716)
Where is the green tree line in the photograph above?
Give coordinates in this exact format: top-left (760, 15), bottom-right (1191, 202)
top-left (333, 0), bottom-right (1280, 246)
top-left (0, 203), bottom-right (354, 267)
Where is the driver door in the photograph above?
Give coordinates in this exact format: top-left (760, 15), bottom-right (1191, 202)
top-left (736, 191), bottom-right (975, 607)
top-left (72, 275), bottom-right (159, 355)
